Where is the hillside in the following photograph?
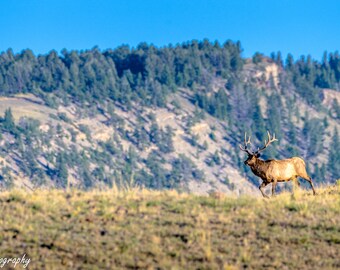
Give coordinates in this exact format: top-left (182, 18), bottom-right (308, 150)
top-left (0, 41), bottom-right (339, 194)
top-left (0, 186), bottom-right (339, 269)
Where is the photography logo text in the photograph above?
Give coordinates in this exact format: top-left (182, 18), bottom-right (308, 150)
top-left (0, 254), bottom-right (30, 268)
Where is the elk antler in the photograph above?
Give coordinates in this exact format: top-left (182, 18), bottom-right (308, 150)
top-left (256, 131), bottom-right (278, 153)
top-left (239, 133), bottom-right (253, 155)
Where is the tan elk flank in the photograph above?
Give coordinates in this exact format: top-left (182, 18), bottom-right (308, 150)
top-left (239, 131), bottom-right (316, 198)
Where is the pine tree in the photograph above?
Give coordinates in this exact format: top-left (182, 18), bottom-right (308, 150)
top-left (159, 126), bottom-right (174, 153)
top-left (55, 153), bottom-right (68, 187)
top-left (3, 108), bottom-right (16, 133)
top-left (331, 99), bottom-right (340, 119)
top-left (327, 128), bottom-right (340, 181)
top-left (149, 122), bottom-right (161, 144)
top-left (252, 100), bottom-right (266, 142)
top-left (263, 94), bottom-right (282, 159)
top-left (276, 51), bottom-right (283, 67)
top-left (285, 54), bottom-right (295, 71)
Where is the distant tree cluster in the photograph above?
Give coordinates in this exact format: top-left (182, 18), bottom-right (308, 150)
top-left (0, 40), bottom-right (243, 108)
top-left (283, 52), bottom-right (340, 106)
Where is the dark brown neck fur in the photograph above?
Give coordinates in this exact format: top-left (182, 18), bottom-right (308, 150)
top-left (248, 158), bottom-right (267, 179)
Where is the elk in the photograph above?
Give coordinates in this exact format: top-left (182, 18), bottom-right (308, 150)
top-left (239, 131), bottom-right (316, 198)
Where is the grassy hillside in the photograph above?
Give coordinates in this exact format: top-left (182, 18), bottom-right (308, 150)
top-left (0, 185), bottom-right (339, 269)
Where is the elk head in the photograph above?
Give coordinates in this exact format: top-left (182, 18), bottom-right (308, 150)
top-left (239, 131), bottom-right (278, 165)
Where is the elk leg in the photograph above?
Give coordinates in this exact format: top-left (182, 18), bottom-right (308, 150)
top-left (272, 180), bottom-right (277, 196)
top-left (292, 177), bottom-right (300, 192)
top-left (295, 178), bottom-right (300, 187)
top-left (259, 182), bottom-right (270, 198)
top-left (305, 177), bottom-right (317, 195)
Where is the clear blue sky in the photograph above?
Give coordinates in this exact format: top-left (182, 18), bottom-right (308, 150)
top-left (0, 0), bottom-right (339, 60)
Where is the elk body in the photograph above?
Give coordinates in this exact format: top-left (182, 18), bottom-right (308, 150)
top-left (240, 132), bottom-right (316, 198)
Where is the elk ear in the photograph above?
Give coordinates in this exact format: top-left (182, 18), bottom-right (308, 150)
top-left (256, 153), bottom-right (261, 158)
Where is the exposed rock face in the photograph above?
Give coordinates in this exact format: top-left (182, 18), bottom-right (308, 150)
top-left (322, 88), bottom-right (340, 107)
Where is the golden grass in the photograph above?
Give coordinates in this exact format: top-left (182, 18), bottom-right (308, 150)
top-left (0, 96), bottom-right (55, 123)
top-left (0, 185), bottom-right (339, 269)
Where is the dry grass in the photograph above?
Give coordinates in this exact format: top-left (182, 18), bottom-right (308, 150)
top-left (0, 185), bottom-right (339, 269)
top-left (0, 95), bottom-right (55, 123)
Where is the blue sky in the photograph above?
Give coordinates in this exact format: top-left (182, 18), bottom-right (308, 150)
top-left (0, 0), bottom-right (339, 60)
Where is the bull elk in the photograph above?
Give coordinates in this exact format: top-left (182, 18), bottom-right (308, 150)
top-left (239, 131), bottom-right (316, 198)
